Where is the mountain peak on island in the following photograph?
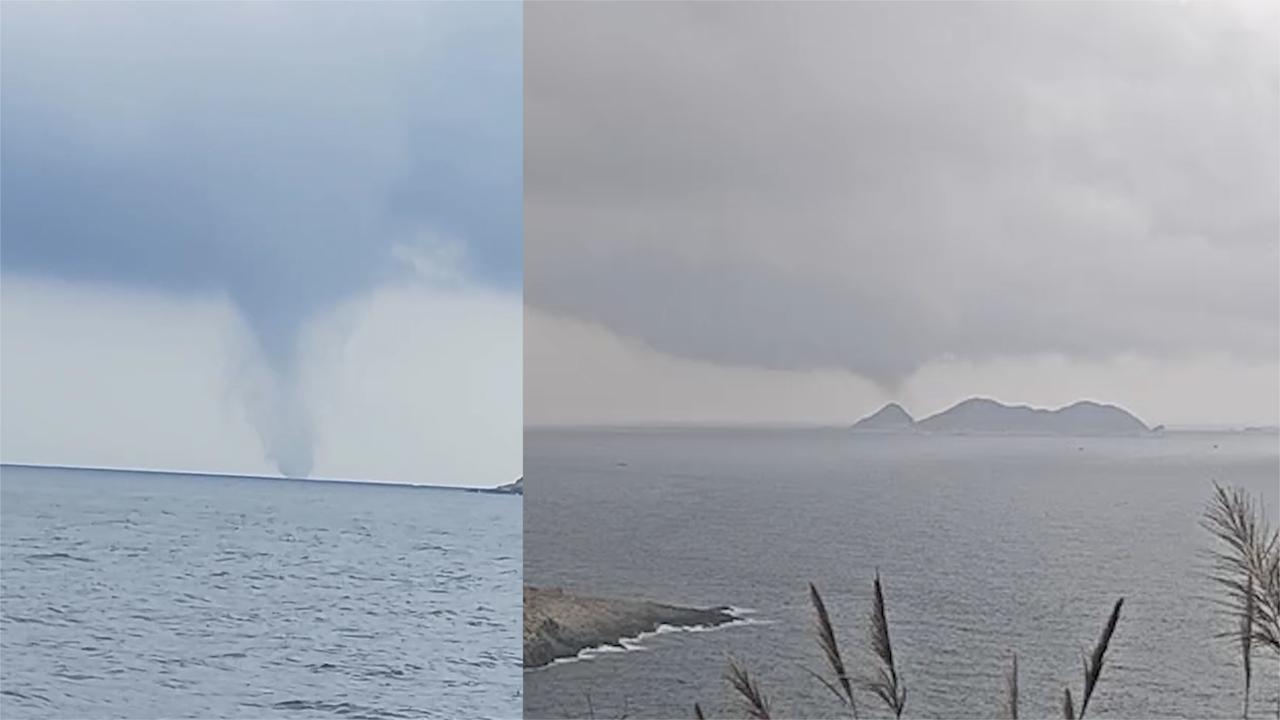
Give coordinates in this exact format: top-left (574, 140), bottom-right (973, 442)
top-left (851, 398), bottom-right (1151, 436)
top-left (850, 402), bottom-right (916, 431)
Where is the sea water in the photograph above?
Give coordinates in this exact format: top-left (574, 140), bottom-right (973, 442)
top-left (1, 465), bottom-right (521, 719)
top-left (525, 428), bottom-right (1279, 719)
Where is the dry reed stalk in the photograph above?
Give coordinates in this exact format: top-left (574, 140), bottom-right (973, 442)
top-left (727, 658), bottom-right (772, 719)
top-left (1003, 652), bottom-right (1019, 720)
top-left (1242, 575), bottom-right (1254, 718)
top-left (1202, 482), bottom-right (1280, 719)
top-left (863, 571), bottom-right (906, 718)
top-left (807, 582), bottom-right (859, 717)
top-left (1077, 598), bottom-right (1123, 719)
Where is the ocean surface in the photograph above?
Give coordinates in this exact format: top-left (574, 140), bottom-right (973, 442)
top-left (524, 428), bottom-right (1280, 719)
top-left (0, 465), bottom-right (522, 719)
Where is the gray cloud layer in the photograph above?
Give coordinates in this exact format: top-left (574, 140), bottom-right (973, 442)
top-left (4, 2), bottom-right (521, 364)
top-left (526, 2), bottom-right (1278, 386)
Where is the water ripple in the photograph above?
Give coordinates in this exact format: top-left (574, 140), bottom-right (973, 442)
top-left (1, 466), bottom-right (521, 719)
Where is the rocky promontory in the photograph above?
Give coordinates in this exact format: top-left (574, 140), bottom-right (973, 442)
top-left (523, 586), bottom-right (738, 668)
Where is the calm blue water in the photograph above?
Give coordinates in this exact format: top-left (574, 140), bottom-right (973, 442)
top-left (525, 428), bottom-right (1280, 719)
top-left (0, 465), bottom-right (521, 719)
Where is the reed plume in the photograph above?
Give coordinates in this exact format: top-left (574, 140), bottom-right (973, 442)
top-left (727, 657), bottom-right (772, 719)
top-left (1202, 482), bottom-right (1280, 719)
top-left (1077, 598), bottom-right (1123, 719)
top-left (1003, 652), bottom-right (1018, 720)
top-left (807, 582), bottom-right (859, 717)
top-left (863, 571), bottom-right (906, 718)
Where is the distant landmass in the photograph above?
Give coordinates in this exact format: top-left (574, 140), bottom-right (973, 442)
top-left (851, 398), bottom-right (1152, 436)
top-left (1243, 425), bottom-right (1280, 435)
top-left (494, 477), bottom-right (523, 494)
top-left (467, 477), bottom-right (523, 495)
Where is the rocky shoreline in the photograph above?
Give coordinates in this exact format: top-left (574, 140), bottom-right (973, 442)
top-left (523, 586), bottom-right (738, 668)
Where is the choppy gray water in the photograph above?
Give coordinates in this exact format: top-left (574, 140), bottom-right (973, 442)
top-left (525, 428), bottom-right (1280, 719)
top-left (1, 465), bottom-right (521, 719)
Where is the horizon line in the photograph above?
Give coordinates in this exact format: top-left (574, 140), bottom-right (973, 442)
top-left (0, 461), bottom-right (516, 493)
top-left (525, 420), bottom-right (1277, 432)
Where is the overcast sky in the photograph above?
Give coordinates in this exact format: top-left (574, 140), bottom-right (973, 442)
top-left (1, 3), bottom-right (521, 485)
top-left (525, 1), bottom-right (1279, 428)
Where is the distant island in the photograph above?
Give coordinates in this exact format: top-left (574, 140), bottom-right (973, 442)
top-left (1243, 425), bottom-right (1280, 435)
top-left (851, 398), bottom-right (1152, 436)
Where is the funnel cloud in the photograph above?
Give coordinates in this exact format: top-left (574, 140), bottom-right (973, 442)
top-left (2, 3), bottom-right (521, 481)
top-left (236, 357), bottom-right (315, 480)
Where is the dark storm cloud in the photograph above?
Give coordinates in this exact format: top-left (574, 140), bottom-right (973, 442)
top-left (2, 1), bottom-right (521, 363)
top-left (525, 1), bottom-right (1278, 384)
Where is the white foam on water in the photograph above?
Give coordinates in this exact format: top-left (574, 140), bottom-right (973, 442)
top-left (536, 609), bottom-right (765, 669)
